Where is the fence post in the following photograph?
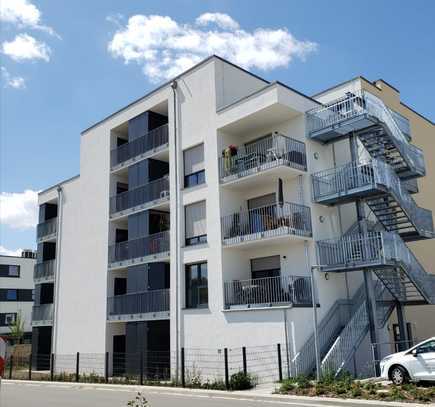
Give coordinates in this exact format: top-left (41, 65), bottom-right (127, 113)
top-left (105, 352), bottom-right (109, 383)
top-left (181, 348), bottom-right (185, 388)
top-left (140, 351), bottom-right (144, 386)
top-left (50, 353), bottom-right (54, 381)
top-left (76, 352), bottom-right (80, 382)
top-left (9, 355), bottom-right (13, 379)
top-left (277, 344), bottom-right (283, 382)
top-left (224, 348), bottom-right (229, 390)
top-left (28, 353), bottom-right (32, 380)
top-left (242, 347), bottom-right (247, 375)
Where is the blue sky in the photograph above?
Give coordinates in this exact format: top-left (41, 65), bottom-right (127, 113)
top-left (1, 0), bottom-right (434, 254)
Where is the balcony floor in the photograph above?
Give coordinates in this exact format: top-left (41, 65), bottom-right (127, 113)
top-left (108, 251), bottom-right (170, 271)
top-left (222, 227), bottom-right (311, 249)
top-left (37, 232), bottom-right (57, 244)
top-left (110, 197), bottom-right (170, 221)
top-left (221, 162), bottom-right (305, 190)
top-left (310, 114), bottom-right (377, 143)
top-left (110, 145), bottom-right (169, 175)
top-left (107, 310), bottom-right (170, 323)
top-left (314, 184), bottom-right (386, 206)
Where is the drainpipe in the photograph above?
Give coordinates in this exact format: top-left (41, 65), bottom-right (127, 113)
top-left (52, 186), bottom-right (63, 359)
top-left (171, 80), bottom-right (181, 381)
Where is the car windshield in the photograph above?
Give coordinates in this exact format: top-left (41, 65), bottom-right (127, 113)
top-left (416, 340), bottom-right (435, 354)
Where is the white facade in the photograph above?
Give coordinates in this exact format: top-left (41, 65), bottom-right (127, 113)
top-left (0, 252), bottom-right (35, 339)
top-left (35, 56), bottom-right (433, 380)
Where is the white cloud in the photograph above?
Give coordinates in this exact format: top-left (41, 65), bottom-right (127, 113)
top-left (1, 33), bottom-right (51, 62)
top-left (0, 0), bottom-right (58, 36)
top-left (195, 12), bottom-right (239, 31)
top-left (0, 246), bottom-right (22, 257)
top-left (1, 66), bottom-right (25, 89)
top-left (0, 190), bottom-right (38, 230)
top-left (107, 13), bottom-right (317, 83)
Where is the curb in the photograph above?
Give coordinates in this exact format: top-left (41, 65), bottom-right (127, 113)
top-left (3, 379), bottom-right (433, 407)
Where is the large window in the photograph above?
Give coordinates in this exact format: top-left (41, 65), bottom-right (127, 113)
top-left (251, 255), bottom-right (280, 280)
top-left (184, 144), bottom-right (205, 188)
top-left (0, 264), bottom-right (20, 278)
top-left (185, 262), bottom-right (208, 308)
top-left (185, 201), bottom-right (207, 246)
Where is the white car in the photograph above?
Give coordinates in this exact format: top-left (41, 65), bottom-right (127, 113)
top-left (380, 337), bottom-right (435, 385)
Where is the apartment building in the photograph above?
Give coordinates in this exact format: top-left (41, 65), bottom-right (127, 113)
top-left (33, 55), bottom-right (434, 378)
top-left (0, 250), bottom-right (36, 343)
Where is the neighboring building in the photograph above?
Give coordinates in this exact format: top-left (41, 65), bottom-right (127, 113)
top-left (0, 250), bottom-right (36, 343)
top-left (33, 55), bottom-right (435, 379)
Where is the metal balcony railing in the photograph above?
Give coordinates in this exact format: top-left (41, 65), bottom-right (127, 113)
top-left (224, 275), bottom-right (312, 308)
top-left (219, 134), bottom-right (306, 181)
top-left (221, 202), bottom-right (312, 244)
top-left (34, 260), bottom-right (56, 281)
top-left (32, 304), bottom-right (54, 324)
top-left (110, 177), bottom-right (169, 215)
top-left (107, 289), bottom-right (170, 317)
top-left (316, 232), bottom-right (435, 304)
top-left (108, 231), bottom-right (170, 263)
top-left (37, 218), bottom-right (57, 239)
top-left (312, 159), bottom-right (433, 237)
top-left (306, 90), bottom-right (425, 177)
top-left (111, 124), bottom-right (169, 167)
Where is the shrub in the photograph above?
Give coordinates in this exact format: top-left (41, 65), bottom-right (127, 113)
top-left (229, 372), bottom-right (254, 390)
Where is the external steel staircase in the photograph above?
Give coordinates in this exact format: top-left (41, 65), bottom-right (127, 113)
top-left (307, 90), bottom-right (425, 179)
top-left (294, 282), bottom-right (395, 377)
top-left (306, 87), bottom-right (434, 378)
top-left (312, 159), bottom-right (434, 241)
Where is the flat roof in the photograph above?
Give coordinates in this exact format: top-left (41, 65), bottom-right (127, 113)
top-left (39, 174), bottom-right (80, 196)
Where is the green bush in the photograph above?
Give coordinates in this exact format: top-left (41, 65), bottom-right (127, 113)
top-left (229, 372), bottom-right (254, 390)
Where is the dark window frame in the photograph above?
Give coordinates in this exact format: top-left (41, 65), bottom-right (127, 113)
top-left (0, 264), bottom-right (20, 278)
top-left (185, 262), bottom-right (208, 309)
top-left (184, 169), bottom-right (205, 188)
top-left (185, 234), bottom-right (207, 247)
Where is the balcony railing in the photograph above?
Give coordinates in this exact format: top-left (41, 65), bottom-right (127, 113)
top-left (108, 231), bottom-right (170, 264)
top-left (316, 232), bottom-right (435, 303)
top-left (111, 124), bottom-right (169, 168)
top-left (32, 304), bottom-right (54, 324)
top-left (219, 134), bottom-right (306, 182)
top-left (107, 289), bottom-right (170, 318)
top-left (110, 177), bottom-right (169, 215)
top-left (224, 275), bottom-right (312, 308)
top-left (34, 260), bottom-right (56, 281)
top-left (306, 91), bottom-right (425, 178)
top-left (221, 202), bottom-right (312, 244)
top-left (312, 160), bottom-right (433, 236)
top-left (37, 218), bottom-right (57, 239)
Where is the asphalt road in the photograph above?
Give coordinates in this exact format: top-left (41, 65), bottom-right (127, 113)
top-left (0, 381), bottom-right (396, 407)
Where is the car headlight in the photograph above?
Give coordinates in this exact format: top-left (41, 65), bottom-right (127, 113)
top-left (380, 355), bottom-right (393, 364)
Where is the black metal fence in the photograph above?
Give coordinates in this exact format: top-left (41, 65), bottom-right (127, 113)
top-left (3, 344), bottom-right (290, 387)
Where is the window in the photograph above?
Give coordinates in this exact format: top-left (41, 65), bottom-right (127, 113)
top-left (416, 340), bottom-right (435, 355)
top-left (185, 201), bottom-right (207, 246)
top-left (251, 256), bottom-right (281, 280)
top-left (0, 313), bottom-right (17, 327)
top-left (6, 289), bottom-right (17, 301)
top-left (184, 144), bottom-right (205, 188)
top-left (0, 264), bottom-right (20, 278)
top-left (185, 262), bottom-right (208, 308)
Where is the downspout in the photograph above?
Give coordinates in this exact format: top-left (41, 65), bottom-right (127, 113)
top-left (171, 80), bottom-right (181, 381)
top-left (52, 186), bottom-right (63, 358)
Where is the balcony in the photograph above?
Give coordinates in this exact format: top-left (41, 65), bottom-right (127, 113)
top-left (221, 202), bottom-right (312, 247)
top-left (219, 134), bottom-right (306, 187)
top-left (110, 177), bottom-right (170, 219)
top-left (107, 289), bottom-right (170, 322)
top-left (312, 160), bottom-right (433, 241)
top-left (32, 304), bottom-right (54, 326)
top-left (224, 275), bottom-right (312, 310)
top-left (306, 91), bottom-right (425, 179)
top-left (108, 231), bottom-right (170, 269)
top-left (36, 218), bottom-right (57, 243)
top-left (316, 232), bottom-right (435, 304)
top-left (111, 124), bottom-right (169, 170)
top-left (34, 260), bottom-right (56, 283)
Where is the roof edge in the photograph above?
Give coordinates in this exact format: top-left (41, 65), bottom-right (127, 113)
top-left (39, 174), bottom-right (80, 196)
top-left (81, 55), bottom-right (270, 136)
